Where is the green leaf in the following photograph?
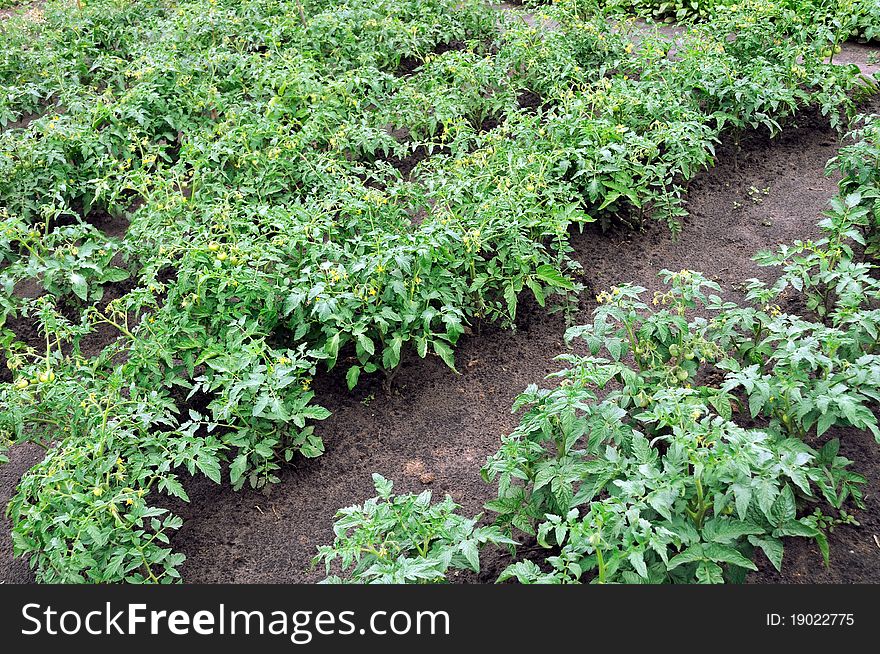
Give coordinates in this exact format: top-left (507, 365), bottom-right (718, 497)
top-left (818, 438), bottom-right (840, 463)
top-left (695, 561), bottom-right (724, 584)
top-left (325, 332), bottom-right (341, 369)
top-left (628, 550), bottom-right (648, 578)
top-left (254, 442), bottom-right (275, 458)
top-left (102, 268), bottom-right (130, 283)
top-left (230, 454), bottom-right (248, 484)
top-left (703, 543), bottom-right (757, 571)
top-left (647, 488), bottom-right (677, 521)
top-left (816, 411), bottom-right (836, 437)
top-left (770, 485), bottom-right (796, 527)
top-left (356, 333), bottom-right (375, 356)
top-left (732, 483), bottom-right (752, 521)
top-left (504, 283), bottom-right (517, 321)
top-left (159, 475), bottom-right (190, 502)
top-left (105, 554), bottom-right (127, 580)
top-left (775, 520), bottom-right (818, 538)
top-left (815, 531), bottom-right (830, 568)
top-left (709, 392), bottom-right (733, 420)
top-left (667, 544), bottom-right (705, 569)
top-left (346, 365), bottom-right (361, 390)
top-left (460, 539), bottom-right (480, 572)
top-left (526, 278), bottom-right (545, 307)
top-left (605, 337), bottom-right (623, 361)
top-left (70, 272), bottom-right (88, 301)
top-left (382, 342), bottom-right (401, 369)
top-left (433, 340), bottom-right (457, 371)
top-left (372, 473), bottom-right (393, 498)
top-left (535, 264), bottom-right (575, 290)
top-left (301, 405), bottom-right (331, 421)
top-left (755, 479), bottom-right (779, 520)
top-left (748, 536), bottom-right (783, 571)
top-left (702, 517), bottom-right (764, 545)
top-left (196, 456), bottom-right (222, 484)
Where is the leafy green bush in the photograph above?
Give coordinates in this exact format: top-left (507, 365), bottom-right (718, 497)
top-left (314, 474), bottom-right (515, 583)
top-left (828, 115), bottom-right (880, 247)
top-left (483, 269), bottom-right (869, 583)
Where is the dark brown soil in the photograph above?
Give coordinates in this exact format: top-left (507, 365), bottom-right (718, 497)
top-left (376, 143), bottom-right (434, 180)
top-left (84, 208), bottom-right (131, 240)
top-left (1, 66), bottom-right (878, 585)
top-left (0, 442), bottom-right (42, 583)
top-left (516, 89), bottom-right (543, 112)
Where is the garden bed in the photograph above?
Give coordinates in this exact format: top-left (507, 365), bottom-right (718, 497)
top-left (1, 0), bottom-right (879, 584)
top-left (161, 99), bottom-right (880, 585)
top-left (5, 99), bottom-right (879, 583)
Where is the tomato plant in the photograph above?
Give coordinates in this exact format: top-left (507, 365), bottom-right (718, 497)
top-left (314, 474), bottom-right (515, 583)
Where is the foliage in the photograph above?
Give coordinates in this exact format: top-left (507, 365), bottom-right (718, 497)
top-left (2, 363), bottom-right (220, 582)
top-left (0, 0), bottom-right (871, 582)
top-left (314, 474), bottom-right (515, 583)
top-left (481, 112), bottom-right (880, 583)
top-left (596, 0), bottom-right (880, 43)
top-left (827, 114), bottom-right (880, 249)
top-left (483, 270), bottom-right (868, 583)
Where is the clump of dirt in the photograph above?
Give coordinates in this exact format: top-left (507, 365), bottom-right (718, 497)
top-left (516, 89), bottom-right (543, 112)
top-left (376, 143), bottom-right (435, 180)
top-left (478, 112), bottom-right (503, 132)
top-left (395, 40), bottom-right (469, 77)
top-left (84, 209), bottom-right (131, 240)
